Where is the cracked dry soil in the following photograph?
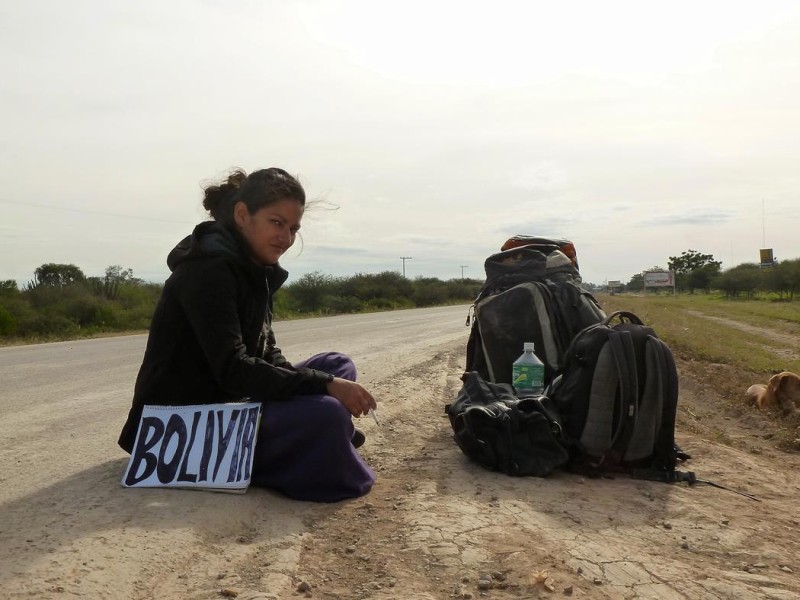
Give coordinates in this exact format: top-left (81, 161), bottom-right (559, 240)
top-left (289, 349), bottom-right (800, 600)
top-left (3, 337), bottom-right (799, 600)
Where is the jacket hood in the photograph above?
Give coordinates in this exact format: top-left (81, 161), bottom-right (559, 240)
top-left (167, 221), bottom-right (289, 290)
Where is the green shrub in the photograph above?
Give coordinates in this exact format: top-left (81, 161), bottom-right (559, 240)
top-left (0, 306), bottom-right (15, 335)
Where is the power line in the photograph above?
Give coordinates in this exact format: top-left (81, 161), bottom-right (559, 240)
top-left (459, 265), bottom-right (469, 279)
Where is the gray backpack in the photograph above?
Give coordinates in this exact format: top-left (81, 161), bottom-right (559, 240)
top-left (465, 246), bottom-right (605, 388)
top-left (546, 311), bottom-right (692, 481)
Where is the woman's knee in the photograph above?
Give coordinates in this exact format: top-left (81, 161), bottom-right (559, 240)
top-left (297, 352), bottom-right (357, 381)
top-left (306, 395), bottom-right (354, 432)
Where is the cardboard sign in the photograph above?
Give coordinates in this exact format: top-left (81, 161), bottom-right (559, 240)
top-left (122, 402), bottom-right (262, 493)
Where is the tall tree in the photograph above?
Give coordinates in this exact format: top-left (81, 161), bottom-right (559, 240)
top-left (668, 250), bottom-right (721, 274)
top-left (668, 250), bottom-right (721, 293)
top-left (33, 263), bottom-right (86, 287)
top-left (104, 265), bottom-right (139, 284)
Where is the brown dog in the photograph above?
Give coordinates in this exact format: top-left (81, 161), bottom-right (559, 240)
top-left (746, 371), bottom-right (800, 415)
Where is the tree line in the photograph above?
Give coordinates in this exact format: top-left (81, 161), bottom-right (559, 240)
top-left (623, 250), bottom-right (800, 298)
top-left (3, 250), bottom-right (798, 341)
top-left (0, 263), bottom-right (483, 341)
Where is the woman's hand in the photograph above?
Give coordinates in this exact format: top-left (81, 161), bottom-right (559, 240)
top-left (326, 377), bottom-right (377, 417)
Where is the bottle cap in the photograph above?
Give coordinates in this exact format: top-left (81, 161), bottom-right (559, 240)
top-left (523, 342), bottom-right (536, 351)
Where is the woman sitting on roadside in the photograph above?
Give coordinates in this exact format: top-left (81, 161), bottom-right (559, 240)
top-left (118, 167), bottom-right (376, 502)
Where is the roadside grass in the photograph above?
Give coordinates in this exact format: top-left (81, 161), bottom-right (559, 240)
top-left (596, 293), bottom-right (800, 451)
top-left (0, 329), bottom-right (150, 347)
top-left (597, 293), bottom-right (800, 375)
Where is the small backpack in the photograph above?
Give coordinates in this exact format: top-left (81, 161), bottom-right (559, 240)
top-left (445, 371), bottom-right (569, 477)
top-left (465, 245), bottom-right (605, 387)
top-left (546, 310), bottom-right (693, 482)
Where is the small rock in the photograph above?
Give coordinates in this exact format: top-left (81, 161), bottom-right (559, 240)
top-left (576, 567), bottom-right (583, 575)
top-left (563, 585), bottom-right (574, 596)
top-left (220, 590), bottom-right (239, 598)
top-left (593, 578), bottom-right (603, 585)
top-left (780, 565), bottom-right (793, 573)
top-left (721, 519), bottom-right (730, 526)
top-left (681, 542), bottom-right (689, 550)
top-left (296, 581), bottom-right (311, 593)
top-left (663, 522), bottom-right (673, 530)
top-left (477, 578), bottom-right (492, 591)
top-left (345, 545), bottom-right (356, 553)
top-left (453, 587), bottom-right (473, 600)
top-left (491, 571), bottom-right (505, 581)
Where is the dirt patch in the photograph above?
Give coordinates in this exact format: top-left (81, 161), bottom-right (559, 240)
top-left (282, 349), bottom-right (800, 600)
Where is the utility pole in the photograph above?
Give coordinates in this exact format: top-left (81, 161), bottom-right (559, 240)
top-left (459, 265), bottom-right (469, 280)
top-left (400, 256), bottom-right (413, 278)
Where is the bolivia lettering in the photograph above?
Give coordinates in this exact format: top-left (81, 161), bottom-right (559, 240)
top-left (122, 402), bottom-right (262, 492)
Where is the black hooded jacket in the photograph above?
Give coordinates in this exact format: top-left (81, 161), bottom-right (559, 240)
top-left (118, 221), bottom-right (333, 453)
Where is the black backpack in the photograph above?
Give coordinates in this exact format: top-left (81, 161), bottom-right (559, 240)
top-left (465, 246), bottom-right (606, 387)
top-left (546, 310), bottom-right (693, 482)
top-left (445, 371), bottom-right (569, 477)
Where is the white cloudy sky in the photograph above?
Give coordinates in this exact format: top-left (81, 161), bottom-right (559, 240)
top-left (2, 0), bottom-right (799, 287)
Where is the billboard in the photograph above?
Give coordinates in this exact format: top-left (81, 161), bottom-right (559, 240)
top-left (643, 270), bottom-right (675, 287)
top-left (759, 248), bottom-right (774, 267)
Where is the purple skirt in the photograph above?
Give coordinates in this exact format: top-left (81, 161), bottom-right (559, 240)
top-left (249, 352), bottom-right (376, 502)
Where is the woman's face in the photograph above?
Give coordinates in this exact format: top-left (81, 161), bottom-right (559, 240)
top-left (234, 198), bottom-right (304, 265)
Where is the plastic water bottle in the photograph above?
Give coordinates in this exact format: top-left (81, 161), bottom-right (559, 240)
top-left (512, 342), bottom-right (544, 396)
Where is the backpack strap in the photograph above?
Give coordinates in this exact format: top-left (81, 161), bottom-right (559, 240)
top-left (623, 336), bottom-right (666, 463)
top-left (599, 330), bottom-right (638, 466)
top-left (603, 311), bottom-right (644, 327)
top-left (631, 468), bottom-right (761, 501)
top-left (575, 330), bottom-right (636, 466)
top-left (631, 467), bottom-right (696, 483)
top-left (649, 337), bottom-right (680, 469)
top-left (692, 477), bottom-right (761, 502)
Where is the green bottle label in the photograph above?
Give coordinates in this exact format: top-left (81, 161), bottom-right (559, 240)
top-left (512, 364), bottom-right (544, 389)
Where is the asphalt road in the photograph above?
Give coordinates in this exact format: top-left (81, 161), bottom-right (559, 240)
top-left (0, 304), bottom-right (471, 493)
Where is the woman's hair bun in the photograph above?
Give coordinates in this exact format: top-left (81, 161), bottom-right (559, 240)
top-left (202, 169), bottom-right (247, 215)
